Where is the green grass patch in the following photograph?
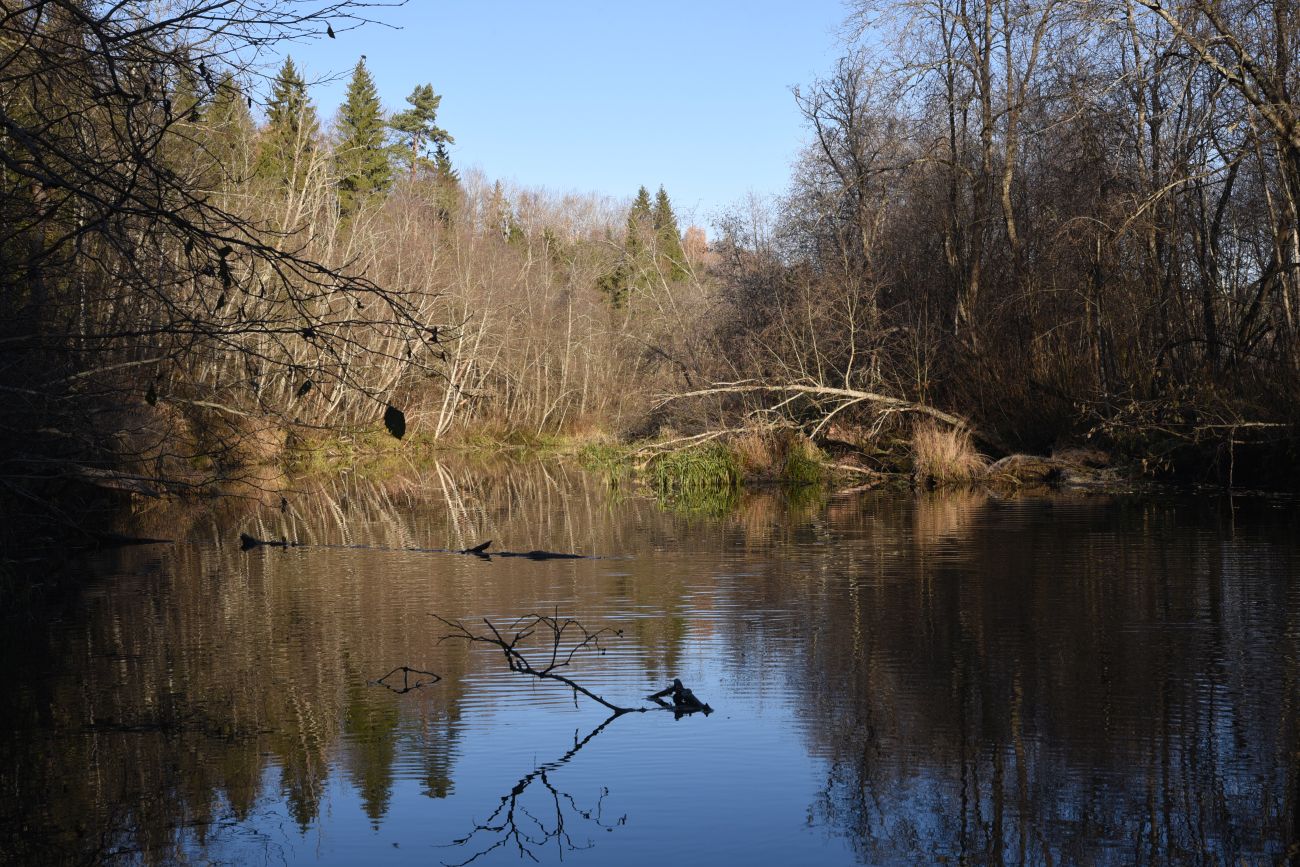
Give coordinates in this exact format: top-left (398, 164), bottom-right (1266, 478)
top-left (781, 438), bottom-right (826, 485)
top-left (648, 442), bottom-right (742, 496)
top-left (655, 483), bottom-right (742, 517)
top-left (576, 441), bottom-right (635, 476)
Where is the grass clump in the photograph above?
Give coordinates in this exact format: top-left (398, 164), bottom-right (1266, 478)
top-left (648, 442), bottom-right (741, 496)
top-left (577, 440), bottom-right (635, 475)
top-left (782, 437), bottom-right (826, 485)
top-left (911, 422), bottom-right (988, 486)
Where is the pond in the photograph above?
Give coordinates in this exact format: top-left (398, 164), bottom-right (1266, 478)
top-left (2, 464), bottom-right (1299, 865)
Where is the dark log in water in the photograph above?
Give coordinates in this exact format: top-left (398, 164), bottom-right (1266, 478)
top-left (238, 533), bottom-right (597, 560)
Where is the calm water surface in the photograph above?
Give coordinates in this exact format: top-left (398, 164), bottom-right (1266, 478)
top-left (3, 465), bottom-right (1299, 865)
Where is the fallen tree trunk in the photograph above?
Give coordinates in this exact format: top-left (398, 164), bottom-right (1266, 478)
top-left (657, 380), bottom-right (994, 447)
top-left (238, 534), bottom-right (597, 560)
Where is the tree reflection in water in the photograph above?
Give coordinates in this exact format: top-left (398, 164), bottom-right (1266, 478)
top-left (1, 464), bottom-right (1298, 864)
top-left (441, 713), bottom-right (626, 867)
top-left (746, 492), bottom-right (1300, 864)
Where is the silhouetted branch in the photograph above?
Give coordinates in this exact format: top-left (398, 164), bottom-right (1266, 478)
top-left (370, 666), bottom-right (441, 694)
top-left (440, 712), bottom-right (626, 867)
top-left (432, 612), bottom-right (714, 718)
top-left (237, 533), bottom-right (597, 559)
top-left (434, 612), bottom-right (635, 714)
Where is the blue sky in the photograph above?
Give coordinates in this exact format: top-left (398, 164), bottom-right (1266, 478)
top-left (274, 1), bottom-right (849, 225)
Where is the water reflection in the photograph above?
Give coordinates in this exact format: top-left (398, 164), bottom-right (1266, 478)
top-left (0, 464), bottom-right (1296, 865)
top-left (442, 712), bottom-right (626, 867)
top-left (721, 492), bottom-right (1300, 864)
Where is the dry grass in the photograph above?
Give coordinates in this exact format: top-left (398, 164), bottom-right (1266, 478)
top-left (732, 428), bottom-right (781, 476)
top-left (911, 422), bottom-right (988, 486)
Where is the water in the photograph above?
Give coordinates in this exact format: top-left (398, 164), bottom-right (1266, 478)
top-left (2, 465), bottom-right (1298, 865)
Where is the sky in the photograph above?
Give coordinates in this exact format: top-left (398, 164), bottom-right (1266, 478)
top-left (272, 1), bottom-right (851, 225)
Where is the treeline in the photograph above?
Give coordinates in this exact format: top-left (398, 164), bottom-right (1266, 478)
top-left (4, 0), bottom-right (1299, 545)
top-left (705, 0), bottom-right (1300, 480)
top-left (0, 2), bottom-right (711, 544)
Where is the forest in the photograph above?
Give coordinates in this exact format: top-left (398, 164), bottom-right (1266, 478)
top-left (2, 0), bottom-right (1299, 549)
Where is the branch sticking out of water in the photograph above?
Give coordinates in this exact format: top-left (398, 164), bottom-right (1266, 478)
top-left (433, 612), bottom-right (714, 718)
top-left (434, 612), bottom-right (638, 714)
top-left (370, 666), bottom-right (441, 694)
top-left (647, 678), bottom-right (714, 716)
top-left (238, 533), bottom-right (596, 560)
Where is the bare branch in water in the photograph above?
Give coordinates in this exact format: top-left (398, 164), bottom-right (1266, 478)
top-left (433, 612), bottom-right (637, 714)
top-left (370, 666), bottom-right (441, 694)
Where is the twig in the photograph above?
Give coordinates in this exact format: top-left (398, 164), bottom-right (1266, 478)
top-left (371, 666), bottom-right (441, 694)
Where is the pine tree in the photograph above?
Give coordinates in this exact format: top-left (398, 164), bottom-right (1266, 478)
top-left (389, 83), bottom-right (452, 178)
top-left (255, 57), bottom-right (319, 190)
top-left (652, 186), bottom-right (688, 280)
top-left (334, 57), bottom-right (391, 217)
top-left (202, 73), bottom-right (255, 183)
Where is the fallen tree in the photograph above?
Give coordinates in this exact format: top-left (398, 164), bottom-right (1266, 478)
top-left (238, 533), bottom-right (598, 560)
top-left (659, 380), bottom-right (973, 432)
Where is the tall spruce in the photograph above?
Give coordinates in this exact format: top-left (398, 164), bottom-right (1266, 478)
top-left (597, 186), bottom-right (655, 308)
top-left (652, 185), bottom-right (688, 280)
top-left (189, 73), bottom-right (256, 191)
top-left (334, 57), bottom-right (391, 217)
top-left (625, 185), bottom-right (658, 281)
top-left (256, 57), bottom-right (319, 190)
top-left (389, 83), bottom-right (452, 178)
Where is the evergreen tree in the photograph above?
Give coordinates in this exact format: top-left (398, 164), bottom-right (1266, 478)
top-left (162, 61), bottom-right (206, 176)
top-left (334, 57), bottom-right (391, 217)
top-left (389, 83), bottom-right (452, 178)
top-left (627, 185), bottom-right (653, 253)
top-left (170, 60), bottom-right (204, 125)
top-left (652, 186), bottom-right (688, 280)
top-left (200, 73), bottom-right (255, 184)
top-left (255, 57), bottom-right (319, 190)
top-left (598, 187), bottom-right (653, 308)
top-left (596, 184), bottom-right (692, 306)
top-left (626, 186), bottom-right (658, 277)
top-left (433, 139), bottom-right (457, 184)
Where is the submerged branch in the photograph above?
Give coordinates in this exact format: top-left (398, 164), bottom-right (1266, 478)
top-left (432, 612), bottom-right (714, 718)
top-left (370, 666), bottom-right (441, 694)
top-left (238, 534), bottom-right (597, 560)
top-left (434, 612), bottom-right (636, 714)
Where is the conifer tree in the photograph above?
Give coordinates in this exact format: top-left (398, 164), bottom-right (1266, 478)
top-left (627, 185), bottom-right (653, 254)
top-left (201, 73), bottom-right (255, 185)
top-left (627, 186), bottom-right (658, 276)
top-left (171, 61), bottom-right (204, 125)
top-left (598, 186), bottom-right (653, 308)
top-left (652, 185), bottom-right (688, 280)
top-left (162, 61), bottom-right (206, 177)
top-left (389, 83), bottom-right (452, 178)
top-left (433, 140), bottom-right (457, 184)
top-left (334, 57), bottom-right (391, 217)
top-left (256, 57), bottom-right (319, 190)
